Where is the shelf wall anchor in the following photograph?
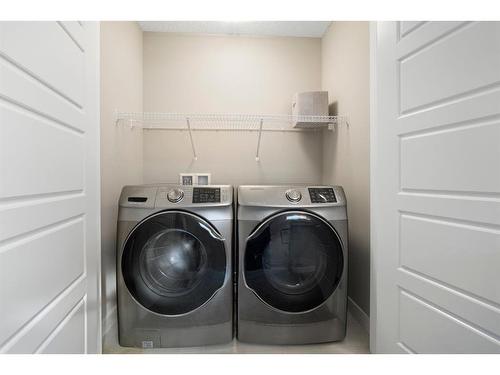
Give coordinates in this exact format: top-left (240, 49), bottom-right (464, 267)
top-left (255, 118), bottom-right (264, 162)
top-left (186, 118), bottom-right (198, 160)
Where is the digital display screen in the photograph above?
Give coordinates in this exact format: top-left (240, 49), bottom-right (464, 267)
top-left (309, 188), bottom-right (337, 203)
top-left (192, 187), bottom-right (221, 203)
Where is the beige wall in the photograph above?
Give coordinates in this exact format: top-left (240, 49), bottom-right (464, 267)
top-left (321, 22), bottom-right (371, 316)
top-left (99, 24), bottom-right (371, 328)
top-left (142, 32), bottom-right (323, 185)
top-left (100, 22), bottom-right (143, 331)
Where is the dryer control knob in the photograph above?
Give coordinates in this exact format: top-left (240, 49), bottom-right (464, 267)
top-left (285, 189), bottom-right (302, 203)
top-left (167, 188), bottom-right (184, 203)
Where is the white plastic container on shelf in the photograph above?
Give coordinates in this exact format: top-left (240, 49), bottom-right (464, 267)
top-left (292, 91), bottom-right (329, 128)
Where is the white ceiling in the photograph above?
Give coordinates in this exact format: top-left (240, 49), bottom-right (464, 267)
top-left (138, 21), bottom-right (331, 38)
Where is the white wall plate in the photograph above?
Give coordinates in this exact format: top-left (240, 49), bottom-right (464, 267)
top-left (195, 173), bottom-right (211, 185)
top-left (179, 173), bottom-right (195, 185)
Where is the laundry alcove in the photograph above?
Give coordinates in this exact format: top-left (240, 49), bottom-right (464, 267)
top-left (100, 21), bottom-right (371, 353)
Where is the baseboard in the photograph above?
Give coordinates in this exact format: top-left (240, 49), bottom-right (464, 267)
top-left (348, 297), bottom-right (370, 334)
top-left (103, 304), bottom-right (117, 337)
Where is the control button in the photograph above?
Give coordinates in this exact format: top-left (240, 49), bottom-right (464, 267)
top-left (285, 189), bottom-right (302, 203)
top-left (167, 188), bottom-right (184, 203)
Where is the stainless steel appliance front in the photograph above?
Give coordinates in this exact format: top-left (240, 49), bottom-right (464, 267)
top-left (117, 184), bottom-right (233, 348)
top-left (237, 185), bottom-right (348, 345)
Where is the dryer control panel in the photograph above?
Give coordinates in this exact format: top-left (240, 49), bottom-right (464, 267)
top-left (308, 187), bottom-right (337, 203)
top-left (238, 185), bottom-right (345, 208)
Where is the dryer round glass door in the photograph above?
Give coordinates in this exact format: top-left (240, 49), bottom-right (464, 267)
top-left (121, 210), bottom-right (226, 315)
top-left (244, 211), bottom-right (344, 313)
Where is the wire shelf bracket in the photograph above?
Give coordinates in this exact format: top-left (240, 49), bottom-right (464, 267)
top-left (186, 118), bottom-right (198, 160)
top-left (255, 118), bottom-right (264, 162)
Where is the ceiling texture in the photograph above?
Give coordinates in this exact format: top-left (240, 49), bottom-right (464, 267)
top-left (138, 21), bottom-right (332, 38)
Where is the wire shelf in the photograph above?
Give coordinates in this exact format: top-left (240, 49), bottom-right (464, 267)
top-left (115, 111), bottom-right (349, 161)
top-left (115, 112), bottom-right (348, 131)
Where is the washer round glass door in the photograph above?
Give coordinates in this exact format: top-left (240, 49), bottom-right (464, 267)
top-left (244, 211), bottom-right (344, 313)
top-left (121, 210), bottom-right (226, 315)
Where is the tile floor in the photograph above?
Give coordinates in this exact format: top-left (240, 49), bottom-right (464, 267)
top-left (103, 313), bottom-right (370, 354)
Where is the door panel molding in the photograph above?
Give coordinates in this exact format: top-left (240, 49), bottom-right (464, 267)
top-left (0, 21), bottom-right (101, 353)
top-left (371, 21), bottom-right (500, 353)
top-left (0, 274), bottom-right (86, 353)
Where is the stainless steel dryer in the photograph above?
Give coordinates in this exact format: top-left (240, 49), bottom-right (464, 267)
top-left (117, 184), bottom-right (233, 348)
top-left (237, 185), bottom-right (348, 345)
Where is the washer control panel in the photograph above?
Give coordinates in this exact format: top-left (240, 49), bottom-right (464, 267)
top-left (308, 187), bottom-right (337, 203)
top-left (192, 187), bottom-right (221, 203)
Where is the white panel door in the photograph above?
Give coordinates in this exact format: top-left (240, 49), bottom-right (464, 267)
top-left (0, 22), bottom-right (101, 353)
top-left (371, 21), bottom-right (500, 353)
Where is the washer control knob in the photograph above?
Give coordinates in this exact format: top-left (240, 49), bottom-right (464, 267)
top-left (167, 188), bottom-right (184, 203)
top-left (285, 189), bottom-right (302, 203)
